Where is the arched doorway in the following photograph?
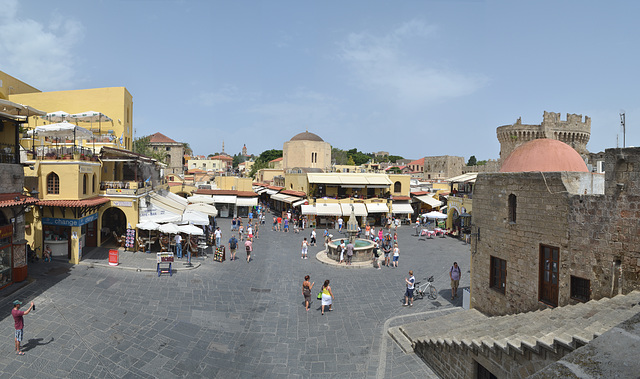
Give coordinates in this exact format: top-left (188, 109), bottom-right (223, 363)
top-left (101, 207), bottom-right (127, 246)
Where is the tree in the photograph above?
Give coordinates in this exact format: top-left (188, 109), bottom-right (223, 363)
top-left (247, 149), bottom-right (283, 178)
top-left (132, 135), bottom-right (168, 162)
top-left (331, 147), bottom-right (348, 165)
top-left (387, 166), bottom-right (402, 174)
top-left (346, 156), bottom-right (356, 165)
top-left (387, 155), bottom-right (403, 163)
top-left (467, 155), bottom-right (477, 166)
top-left (182, 142), bottom-right (193, 156)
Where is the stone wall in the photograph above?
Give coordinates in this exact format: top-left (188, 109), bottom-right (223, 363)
top-left (471, 172), bottom-right (572, 315)
top-left (415, 340), bottom-right (571, 379)
top-left (0, 163), bottom-right (25, 194)
top-left (423, 155), bottom-right (465, 179)
top-left (471, 147), bottom-right (640, 316)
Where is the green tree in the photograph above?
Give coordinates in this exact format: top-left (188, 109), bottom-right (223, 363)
top-left (183, 142), bottom-right (193, 156)
top-left (467, 155), bottom-right (477, 166)
top-left (331, 147), bottom-right (348, 165)
top-left (346, 156), bottom-right (356, 165)
top-left (477, 160), bottom-right (487, 166)
top-left (387, 166), bottom-right (402, 174)
top-left (247, 149), bottom-right (283, 178)
top-left (133, 135), bottom-right (168, 162)
top-left (387, 155), bottom-right (403, 163)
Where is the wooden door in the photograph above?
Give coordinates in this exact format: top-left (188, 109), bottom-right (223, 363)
top-left (86, 220), bottom-right (97, 247)
top-left (540, 245), bottom-right (559, 306)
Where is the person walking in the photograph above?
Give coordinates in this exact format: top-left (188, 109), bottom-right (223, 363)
top-left (231, 217), bottom-right (237, 231)
top-left (310, 229), bottom-right (317, 246)
top-left (450, 262), bottom-right (462, 300)
top-left (337, 217), bottom-right (343, 232)
top-left (392, 242), bottom-right (400, 268)
top-left (378, 228), bottom-right (384, 241)
top-left (245, 237), bottom-right (253, 263)
top-left (320, 280), bottom-right (334, 315)
top-left (175, 233), bottom-right (183, 259)
top-left (228, 235), bottom-right (238, 261)
top-left (338, 239), bottom-right (345, 264)
top-left (345, 241), bottom-right (354, 265)
top-left (404, 271), bottom-right (415, 307)
top-left (301, 237), bottom-right (309, 259)
top-left (277, 216), bottom-right (282, 232)
top-left (302, 275), bottom-right (315, 311)
top-left (12, 300), bottom-right (34, 355)
top-left (283, 218), bottom-right (289, 232)
top-left (273, 216), bottom-right (277, 231)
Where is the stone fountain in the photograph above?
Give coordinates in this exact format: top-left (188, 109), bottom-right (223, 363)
top-left (325, 204), bottom-right (375, 262)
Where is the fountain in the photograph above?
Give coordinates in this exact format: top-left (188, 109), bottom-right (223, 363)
top-left (325, 204), bottom-right (376, 262)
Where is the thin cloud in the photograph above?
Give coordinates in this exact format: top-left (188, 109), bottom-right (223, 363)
top-left (338, 19), bottom-right (487, 109)
top-left (0, 0), bottom-right (83, 90)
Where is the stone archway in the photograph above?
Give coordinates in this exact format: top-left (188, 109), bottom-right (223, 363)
top-left (101, 207), bottom-right (127, 246)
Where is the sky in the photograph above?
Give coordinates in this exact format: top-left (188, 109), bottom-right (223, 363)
top-left (1, 0), bottom-right (639, 161)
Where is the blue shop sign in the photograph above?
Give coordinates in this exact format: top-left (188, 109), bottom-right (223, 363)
top-left (42, 213), bottom-right (99, 227)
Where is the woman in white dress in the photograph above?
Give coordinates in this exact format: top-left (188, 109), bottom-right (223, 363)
top-left (339, 239), bottom-right (345, 264)
top-left (321, 279), bottom-right (334, 315)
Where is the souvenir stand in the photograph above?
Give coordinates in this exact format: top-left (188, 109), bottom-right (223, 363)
top-left (213, 246), bottom-right (225, 262)
top-left (157, 252), bottom-right (174, 276)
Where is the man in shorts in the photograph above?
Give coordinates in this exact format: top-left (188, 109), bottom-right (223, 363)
top-left (244, 237), bottom-right (253, 263)
top-left (404, 271), bottom-right (415, 307)
top-left (12, 300), bottom-right (34, 355)
top-left (228, 235), bottom-right (238, 261)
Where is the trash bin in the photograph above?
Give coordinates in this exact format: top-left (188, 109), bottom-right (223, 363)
top-left (108, 249), bottom-right (119, 266)
top-left (462, 288), bottom-right (470, 310)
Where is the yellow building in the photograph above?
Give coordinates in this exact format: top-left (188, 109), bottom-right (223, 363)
top-left (283, 131), bottom-right (331, 171)
top-left (215, 176), bottom-right (253, 191)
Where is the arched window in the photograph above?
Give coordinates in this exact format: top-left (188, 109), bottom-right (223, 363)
top-left (394, 181), bottom-right (401, 193)
top-left (508, 194), bottom-right (516, 223)
top-left (47, 172), bottom-right (60, 194)
top-left (92, 174), bottom-right (96, 193)
top-left (83, 174), bottom-right (88, 195)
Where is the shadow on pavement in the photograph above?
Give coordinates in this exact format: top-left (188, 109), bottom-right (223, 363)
top-left (21, 337), bottom-right (54, 352)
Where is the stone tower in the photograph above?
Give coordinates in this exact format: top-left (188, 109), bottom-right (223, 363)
top-left (242, 144), bottom-right (247, 156)
top-left (496, 112), bottom-right (591, 163)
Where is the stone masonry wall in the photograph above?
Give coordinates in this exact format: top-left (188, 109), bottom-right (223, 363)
top-left (471, 172), bottom-right (571, 315)
top-left (415, 339), bottom-right (571, 379)
top-left (0, 163), bottom-right (25, 194)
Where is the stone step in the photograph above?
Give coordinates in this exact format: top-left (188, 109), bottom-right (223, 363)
top-left (388, 326), bottom-right (414, 353)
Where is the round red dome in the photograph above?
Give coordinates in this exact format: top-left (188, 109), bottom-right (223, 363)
top-left (500, 139), bottom-right (588, 173)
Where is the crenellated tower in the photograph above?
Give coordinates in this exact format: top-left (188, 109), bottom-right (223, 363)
top-left (496, 111), bottom-right (591, 163)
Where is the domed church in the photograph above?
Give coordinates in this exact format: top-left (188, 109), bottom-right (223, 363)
top-left (282, 131), bottom-right (331, 172)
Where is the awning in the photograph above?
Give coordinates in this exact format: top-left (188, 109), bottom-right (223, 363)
top-left (292, 199), bottom-right (307, 207)
top-left (315, 202), bottom-right (342, 216)
top-left (308, 174), bottom-right (342, 184)
top-left (236, 197), bottom-right (258, 207)
top-left (340, 203), bottom-right (367, 217)
top-left (339, 176), bottom-right (367, 186)
top-left (447, 173), bottom-right (478, 183)
top-left (366, 203), bottom-right (389, 213)
top-left (187, 195), bottom-right (215, 204)
top-left (301, 204), bottom-right (316, 215)
top-left (265, 189), bottom-right (278, 195)
top-left (271, 194), bottom-right (300, 204)
top-left (391, 203), bottom-right (414, 214)
top-left (211, 195), bottom-right (237, 203)
top-left (415, 195), bottom-right (443, 208)
top-left (256, 188), bottom-right (268, 194)
top-left (366, 176), bottom-right (393, 185)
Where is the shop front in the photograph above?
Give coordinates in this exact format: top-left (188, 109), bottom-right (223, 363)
top-left (0, 225), bottom-right (14, 289)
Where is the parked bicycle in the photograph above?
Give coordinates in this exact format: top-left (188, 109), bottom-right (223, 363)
top-left (414, 276), bottom-right (437, 300)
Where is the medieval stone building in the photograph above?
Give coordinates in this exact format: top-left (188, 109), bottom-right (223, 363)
top-left (496, 111), bottom-right (591, 163)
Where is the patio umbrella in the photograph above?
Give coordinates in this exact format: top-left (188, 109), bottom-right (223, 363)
top-left (69, 110), bottom-right (112, 134)
top-left (181, 210), bottom-right (210, 226)
top-left (159, 223), bottom-right (180, 234)
top-left (41, 111), bottom-right (71, 123)
top-left (27, 122), bottom-right (94, 156)
top-left (186, 202), bottom-right (218, 217)
top-left (177, 224), bottom-right (204, 236)
top-left (425, 211), bottom-right (447, 219)
top-left (136, 220), bottom-right (160, 250)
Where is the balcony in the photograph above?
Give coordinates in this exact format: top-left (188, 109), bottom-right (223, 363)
top-left (100, 181), bottom-right (151, 196)
top-left (0, 143), bottom-right (17, 164)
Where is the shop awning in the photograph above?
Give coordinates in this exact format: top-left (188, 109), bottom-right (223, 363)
top-left (236, 197), bottom-right (258, 207)
top-left (211, 195), bottom-right (237, 203)
top-left (186, 203), bottom-right (218, 216)
top-left (391, 203), bottom-right (414, 214)
top-left (265, 189), bottom-right (278, 195)
top-left (366, 203), bottom-right (389, 213)
top-left (307, 174), bottom-right (342, 184)
top-left (301, 204), bottom-right (316, 215)
top-left (187, 195), bottom-right (215, 204)
top-left (292, 199), bottom-right (307, 207)
top-left (271, 194), bottom-right (300, 204)
top-left (315, 202), bottom-right (342, 216)
top-left (415, 195), bottom-right (443, 208)
top-left (340, 203), bottom-right (367, 217)
top-left (366, 176), bottom-right (393, 185)
top-left (256, 188), bottom-right (268, 194)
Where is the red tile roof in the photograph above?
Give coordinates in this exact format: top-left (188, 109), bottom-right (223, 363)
top-left (392, 196), bottom-right (411, 201)
top-left (194, 189), bottom-right (258, 197)
top-left (267, 185), bottom-right (284, 190)
top-left (149, 132), bottom-right (178, 143)
top-left (280, 189), bottom-right (306, 197)
top-left (209, 155), bottom-right (233, 161)
top-left (0, 193), bottom-right (39, 209)
top-left (269, 157), bottom-right (283, 162)
top-left (38, 197), bottom-right (110, 208)
top-left (408, 157), bottom-right (425, 166)
top-left (410, 191), bottom-right (430, 196)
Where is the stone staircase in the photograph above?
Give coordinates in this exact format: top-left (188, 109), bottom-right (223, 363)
top-left (392, 291), bottom-right (640, 358)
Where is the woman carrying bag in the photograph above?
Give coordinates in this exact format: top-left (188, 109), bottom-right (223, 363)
top-left (320, 279), bottom-right (334, 315)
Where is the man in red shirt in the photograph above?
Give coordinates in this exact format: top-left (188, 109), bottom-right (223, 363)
top-left (12, 300), bottom-right (34, 355)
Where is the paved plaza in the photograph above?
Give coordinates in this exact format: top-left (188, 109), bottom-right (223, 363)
top-left (0, 217), bottom-right (470, 378)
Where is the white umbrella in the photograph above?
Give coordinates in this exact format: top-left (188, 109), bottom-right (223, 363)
top-left (27, 121), bottom-right (94, 139)
top-left (182, 210), bottom-right (210, 226)
top-left (0, 99), bottom-right (46, 117)
top-left (69, 110), bottom-right (112, 136)
top-left (178, 224), bottom-right (204, 236)
top-left (41, 111), bottom-right (71, 123)
top-left (425, 211), bottom-right (447, 219)
top-left (159, 223), bottom-right (181, 234)
top-left (136, 220), bottom-right (160, 230)
top-left (186, 203), bottom-right (218, 217)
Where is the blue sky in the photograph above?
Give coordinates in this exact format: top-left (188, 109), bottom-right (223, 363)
top-left (2, 0), bottom-right (638, 160)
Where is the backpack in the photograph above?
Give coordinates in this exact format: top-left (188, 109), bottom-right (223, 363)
top-left (229, 238), bottom-right (237, 249)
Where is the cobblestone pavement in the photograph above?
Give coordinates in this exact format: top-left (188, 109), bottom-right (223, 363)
top-left (0, 217), bottom-right (470, 378)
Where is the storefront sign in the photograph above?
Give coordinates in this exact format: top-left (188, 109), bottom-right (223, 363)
top-left (0, 225), bottom-right (12, 239)
top-left (79, 166), bottom-right (93, 173)
top-left (42, 212), bottom-right (99, 227)
top-left (107, 189), bottom-right (136, 195)
top-left (112, 201), bottom-right (133, 207)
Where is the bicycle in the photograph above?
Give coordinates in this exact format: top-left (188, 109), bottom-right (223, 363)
top-left (414, 276), bottom-right (437, 300)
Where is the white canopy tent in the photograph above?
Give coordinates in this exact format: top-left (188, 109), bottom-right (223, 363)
top-left (27, 121), bottom-right (94, 139)
top-left (424, 211), bottom-right (447, 219)
top-left (40, 110), bottom-right (71, 122)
